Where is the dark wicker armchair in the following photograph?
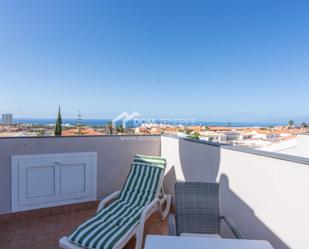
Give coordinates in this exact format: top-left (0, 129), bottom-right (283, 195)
top-left (168, 182), bottom-right (244, 239)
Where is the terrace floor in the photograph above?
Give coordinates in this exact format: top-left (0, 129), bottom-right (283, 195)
top-left (0, 206), bottom-right (168, 249)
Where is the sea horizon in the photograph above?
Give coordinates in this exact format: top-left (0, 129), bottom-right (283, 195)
top-left (12, 118), bottom-right (288, 128)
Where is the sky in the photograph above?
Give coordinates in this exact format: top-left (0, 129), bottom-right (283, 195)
top-left (0, 0), bottom-right (308, 122)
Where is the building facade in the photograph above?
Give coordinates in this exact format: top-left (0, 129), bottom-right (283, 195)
top-left (1, 113), bottom-right (13, 124)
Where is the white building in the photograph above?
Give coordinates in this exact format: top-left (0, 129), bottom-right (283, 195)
top-left (219, 131), bottom-right (241, 143)
top-left (199, 131), bottom-right (220, 142)
top-left (1, 113), bottom-right (13, 124)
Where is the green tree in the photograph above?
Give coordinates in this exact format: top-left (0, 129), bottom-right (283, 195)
top-left (288, 120), bottom-right (294, 127)
top-left (301, 122), bottom-right (308, 128)
top-left (106, 121), bottom-right (113, 135)
top-left (117, 124), bottom-right (124, 133)
top-left (188, 132), bottom-right (200, 140)
top-left (36, 129), bottom-right (45, 136)
top-left (54, 107), bottom-right (62, 136)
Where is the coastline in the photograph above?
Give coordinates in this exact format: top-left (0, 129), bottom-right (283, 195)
top-left (12, 118), bottom-right (287, 128)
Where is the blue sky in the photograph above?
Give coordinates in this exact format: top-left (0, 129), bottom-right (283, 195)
top-left (0, 0), bottom-right (308, 122)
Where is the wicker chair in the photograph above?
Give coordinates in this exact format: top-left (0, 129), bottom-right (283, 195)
top-left (168, 182), bottom-right (243, 239)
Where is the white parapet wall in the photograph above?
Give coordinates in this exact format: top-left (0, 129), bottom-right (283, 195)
top-left (161, 135), bottom-right (309, 249)
top-left (257, 137), bottom-right (298, 152)
top-left (277, 134), bottom-right (309, 158)
top-left (2, 134), bottom-right (309, 248)
top-left (0, 135), bottom-right (161, 214)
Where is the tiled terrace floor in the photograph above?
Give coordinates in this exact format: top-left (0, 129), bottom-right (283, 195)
top-left (0, 207), bottom-right (168, 249)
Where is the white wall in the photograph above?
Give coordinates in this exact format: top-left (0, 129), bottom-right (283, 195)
top-left (161, 136), bottom-right (309, 249)
top-left (2, 135), bottom-right (309, 249)
top-left (278, 135), bottom-right (309, 158)
top-left (219, 148), bottom-right (309, 249)
top-left (258, 138), bottom-right (298, 152)
top-left (161, 137), bottom-right (221, 197)
top-left (0, 135), bottom-right (160, 214)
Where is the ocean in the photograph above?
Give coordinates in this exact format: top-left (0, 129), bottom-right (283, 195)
top-left (13, 118), bottom-right (287, 128)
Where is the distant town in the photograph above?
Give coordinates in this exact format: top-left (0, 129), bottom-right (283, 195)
top-left (1, 113), bottom-right (308, 152)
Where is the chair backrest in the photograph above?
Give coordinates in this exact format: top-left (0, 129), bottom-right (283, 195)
top-left (175, 182), bottom-right (220, 235)
top-left (119, 154), bottom-right (166, 205)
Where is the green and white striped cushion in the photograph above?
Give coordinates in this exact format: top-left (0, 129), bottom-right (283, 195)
top-left (68, 155), bottom-right (166, 249)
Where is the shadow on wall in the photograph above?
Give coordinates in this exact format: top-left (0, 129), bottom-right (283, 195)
top-left (219, 174), bottom-right (289, 249)
top-left (178, 139), bottom-right (221, 181)
top-left (175, 138), bottom-right (289, 249)
top-left (164, 165), bottom-right (177, 198)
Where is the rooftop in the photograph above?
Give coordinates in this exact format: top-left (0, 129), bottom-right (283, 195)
top-left (0, 134), bottom-right (309, 249)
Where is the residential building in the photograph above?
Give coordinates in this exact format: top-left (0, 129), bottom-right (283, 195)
top-left (1, 113), bottom-right (13, 124)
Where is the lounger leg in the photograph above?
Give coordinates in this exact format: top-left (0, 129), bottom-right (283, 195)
top-left (160, 194), bottom-right (171, 220)
top-left (135, 224), bottom-right (144, 249)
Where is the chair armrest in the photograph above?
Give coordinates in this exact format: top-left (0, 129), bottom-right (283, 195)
top-left (134, 198), bottom-right (160, 249)
top-left (220, 215), bottom-right (244, 239)
top-left (140, 198), bottom-right (160, 222)
top-left (168, 213), bottom-right (177, 236)
top-left (97, 191), bottom-right (121, 212)
top-left (137, 198), bottom-right (160, 235)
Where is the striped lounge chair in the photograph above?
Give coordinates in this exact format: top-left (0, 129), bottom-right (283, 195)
top-left (59, 154), bottom-right (171, 249)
